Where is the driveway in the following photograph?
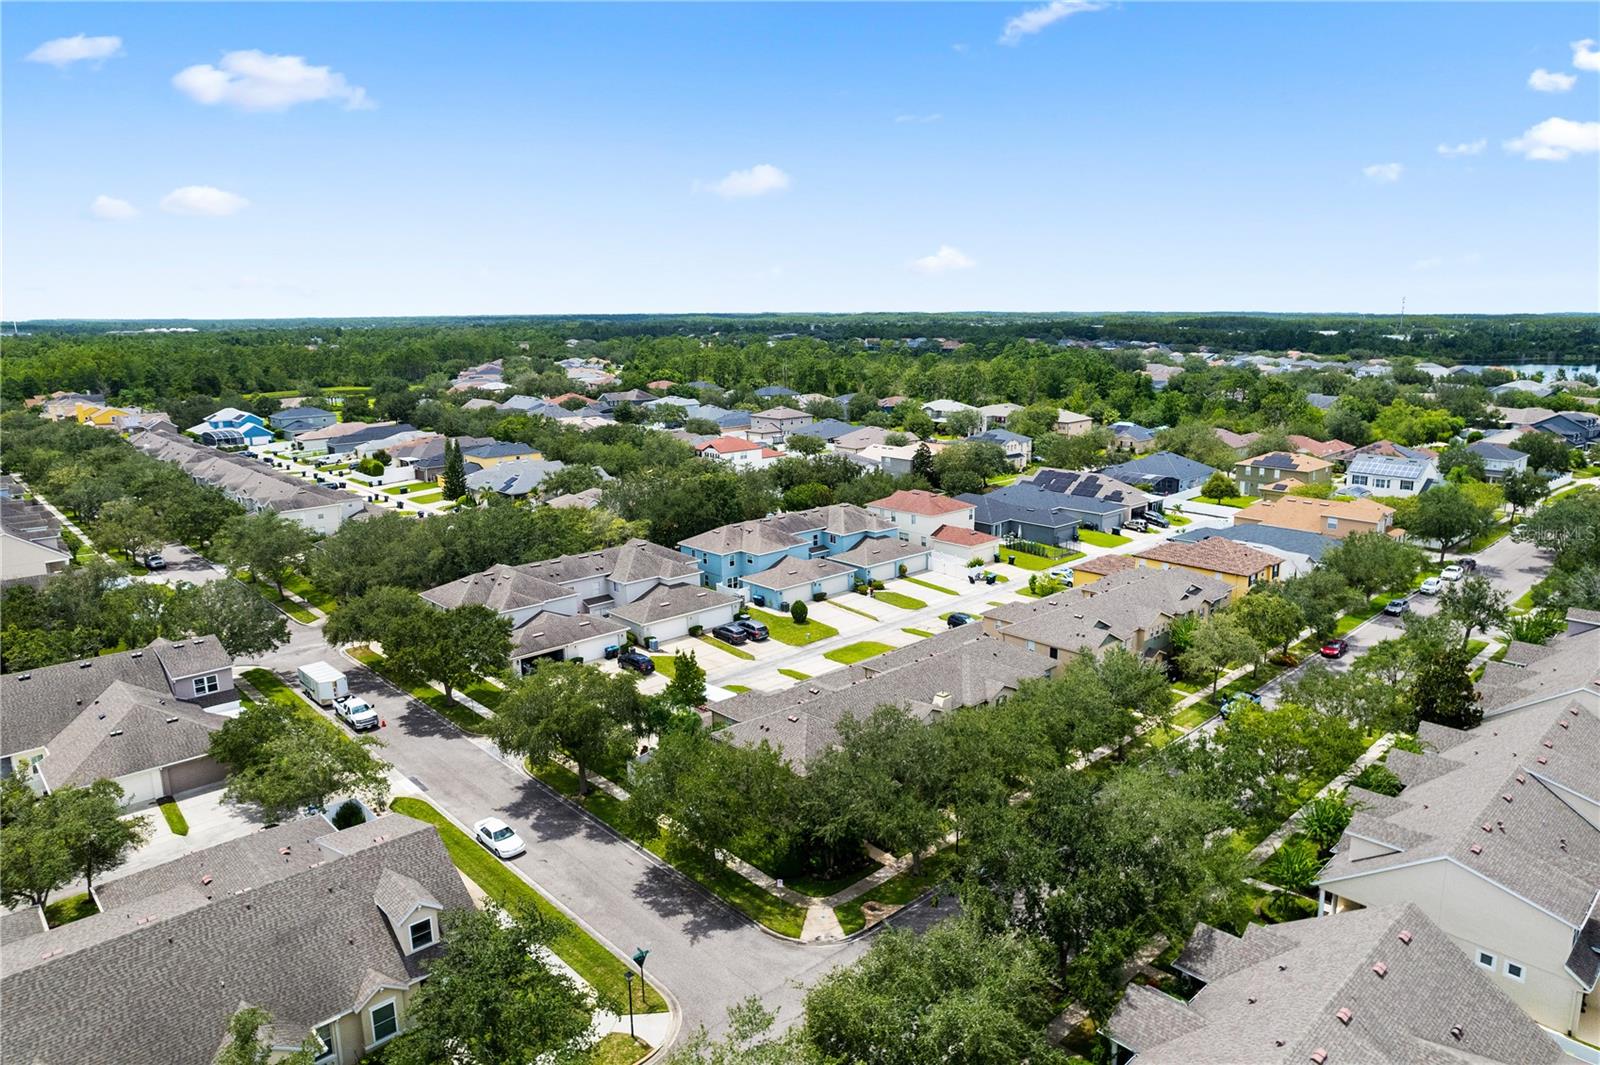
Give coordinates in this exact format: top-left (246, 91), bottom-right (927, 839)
top-left (139, 543), bottom-right (229, 588)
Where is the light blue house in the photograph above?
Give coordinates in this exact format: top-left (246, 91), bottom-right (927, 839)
top-left (187, 407), bottom-right (274, 447)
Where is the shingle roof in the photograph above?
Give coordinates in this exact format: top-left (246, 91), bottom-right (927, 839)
top-left (1172, 524), bottom-right (1337, 562)
top-left (788, 418), bottom-right (856, 442)
top-left (1213, 427), bottom-right (1261, 449)
top-left (36, 681), bottom-right (222, 790)
top-left (1239, 451), bottom-right (1333, 474)
top-left (1073, 553), bottom-right (1139, 577)
top-left (868, 489), bottom-right (975, 517)
top-left (1134, 537), bottom-right (1283, 576)
top-left (677, 505), bottom-right (894, 554)
top-left (1025, 468), bottom-right (1150, 508)
top-left (1099, 451), bottom-right (1218, 487)
top-left (510, 610), bottom-right (628, 658)
top-left (830, 538), bottom-right (929, 568)
top-left (960, 482), bottom-right (1128, 526)
top-left (744, 556), bottom-right (854, 590)
top-left (418, 564), bottom-right (573, 612)
top-left (464, 458), bottom-right (567, 496)
top-left (754, 406), bottom-right (809, 420)
top-left (1475, 624), bottom-right (1600, 714)
top-left (931, 525), bottom-right (999, 547)
top-left (608, 584), bottom-right (741, 624)
top-left (970, 428), bottom-right (1031, 445)
top-left (1234, 495), bottom-right (1395, 533)
top-left (1467, 441), bottom-right (1528, 461)
top-left (4, 814), bottom-right (472, 1065)
top-left (986, 567), bottom-right (1230, 653)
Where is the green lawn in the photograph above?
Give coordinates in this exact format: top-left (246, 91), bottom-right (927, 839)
top-left (1512, 589), bottom-right (1536, 612)
top-left (282, 572), bottom-right (337, 615)
top-left (650, 655), bottom-right (677, 678)
top-left (382, 482), bottom-right (427, 495)
top-left (902, 627), bottom-right (934, 638)
top-left (460, 677), bottom-right (508, 710)
top-left (408, 490), bottom-right (446, 504)
top-left (998, 549), bottom-right (1057, 571)
top-left (242, 668), bottom-right (313, 713)
top-left (1463, 521), bottom-right (1513, 553)
top-left (1165, 512), bottom-right (1193, 526)
top-left (589, 1033), bottom-right (652, 1065)
top-left (1076, 529), bottom-right (1131, 548)
top-left (745, 606), bottom-right (839, 645)
top-left (871, 590), bottom-right (927, 610)
top-left (44, 892), bottom-right (98, 928)
top-left (835, 845), bottom-right (965, 936)
top-left (390, 797), bottom-right (666, 1011)
top-left (722, 684), bottom-right (752, 694)
top-left (778, 668), bottom-right (811, 680)
top-left (828, 600), bottom-right (879, 620)
top-left (1171, 704), bottom-right (1214, 729)
top-left (348, 648), bottom-right (490, 734)
top-left (239, 578), bottom-right (318, 623)
top-left (158, 798), bottom-right (189, 836)
top-left (824, 641), bottom-right (894, 665)
top-left (698, 635), bottom-right (754, 660)
top-left (1332, 595), bottom-right (1396, 637)
top-left (902, 576), bottom-right (957, 595)
top-left (1194, 495), bottom-right (1257, 508)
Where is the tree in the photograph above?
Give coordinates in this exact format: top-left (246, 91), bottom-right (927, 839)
top-left (790, 599), bottom-right (808, 624)
top-left (385, 604), bottom-right (512, 703)
top-left (442, 439), bottom-right (469, 500)
top-left (323, 585), bottom-right (429, 646)
top-left (216, 511), bottom-right (314, 597)
top-left (1371, 399), bottom-right (1461, 447)
top-left (1402, 484), bottom-right (1493, 562)
top-left (211, 698), bottom-right (391, 820)
top-left (58, 780), bottom-right (151, 895)
top-left (172, 579), bottom-right (290, 658)
top-left (1180, 614), bottom-right (1259, 696)
top-left (662, 649), bottom-right (707, 709)
top-left (910, 442), bottom-right (936, 483)
top-left (667, 999), bottom-right (809, 1065)
top-left (1514, 429), bottom-right (1572, 473)
top-left (386, 906), bottom-right (597, 1065)
top-left (1322, 532), bottom-right (1422, 599)
top-left (1411, 646), bottom-right (1481, 728)
top-left (94, 498), bottom-right (166, 561)
top-left (1279, 567), bottom-right (1362, 638)
top-left (487, 661), bottom-right (637, 796)
top-left (1232, 591), bottom-right (1305, 662)
top-left (1299, 792), bottom-right (1356, 853)
top-left (786, 434), bottom-right (826, 456)
top-left (1438, 440), bottom-right (1487, 482)
top-left (1200, 472), bottom-right (1237, 501)
top-left (1154, 421), bottom-right (1238, 470)
top-left (0, 788), bottom-right (75, 910)
top-left (1439, 575), bottom-right (1509, 652)
top-left (901, 409), bottom-right (936, 440)
top-left (1501, 467), bottom-right (1549, 516)
top-left (944, 407), bottom-right (982, 438)
top-left (782, 482), bottom-right (833, 510)
top-left (1214, 701), bottom-right (1365, 818)
top-left (216, 1006), bottom-right (318, 1065)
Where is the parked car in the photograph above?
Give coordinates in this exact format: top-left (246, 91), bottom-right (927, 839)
top-left (711, 623), bottom-right (749, 645)
top-left (1441, 564), bottom-right (1465, 582)
top-left (1319, 638), bottom-right (1349, 659)
top-left (333, 694), bottom-right (380, 732)
top-left (617, 649), bottom-right (655, 675)
top-left (1383, 597), bottom-right (1410, 616)
top-left (1142, 511), bottom-right (1170, 528)
top-left (946, 612), bottom-right (978, 628)
top-left (1218, 691), bottom-right (1261, 720)
top-left (143, 553), bottom-right (167, 570)
top-left (1123, 518), bottom-right (1147, 533)
top-left (1419, 576), bottom-right (1443, 595)
top-left (473, 817), bottom-right (526, 860)
top-left (732, 619), bottom-right (769, 642)
top-left (1458, 558), bottom-right (1478, 573)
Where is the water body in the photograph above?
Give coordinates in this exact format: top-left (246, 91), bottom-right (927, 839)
top-left (1478, 363), bottom-right (1600, 380)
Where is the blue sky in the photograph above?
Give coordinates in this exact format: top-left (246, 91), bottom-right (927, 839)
top-left (5, 2), bottom-right (1597, 319)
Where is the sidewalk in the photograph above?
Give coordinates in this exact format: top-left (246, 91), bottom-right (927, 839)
top-left (14, 475), bottom-right (111, 563)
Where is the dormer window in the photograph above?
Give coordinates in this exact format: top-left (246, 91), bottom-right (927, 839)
top-left (409, 917), bottom-right (434, 950)
top-left (193, 674), bottom-right (219, 696)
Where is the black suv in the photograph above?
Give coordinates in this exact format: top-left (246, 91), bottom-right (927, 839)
top-left (946, 612), bottom-right (978, 628)
top-left (711, 624), bottom-right (750, 645)
top-left (617, 649), bottom-right (656, 675)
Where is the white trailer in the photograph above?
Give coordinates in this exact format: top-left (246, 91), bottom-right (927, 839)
top-left (296, 661), bottom-right (348, 706)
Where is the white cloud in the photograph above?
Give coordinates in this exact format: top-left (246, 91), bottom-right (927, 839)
top-left (1573, 39), bottom-right (1600, 73)
top-left (911, 245), bottom-right (976, 274)
top-left (172, 50), bottom-right (373, 112)
top-left (1410, 257), bottom-right (1443, 272)
top-left (894, 113), bottom-right (943, 124)
top-left (160, 186), bottom-right (250, 216)
top-left (90, 195), bottom-right (138, 221)
top-left (1362, 162), bottom-right (1404, 184)
top-left (703, 164), bottom-right (791, 199)
top-left (999, 1), bottom-right (1105, 45)
top-left (1436, 139), bottom-right (1487, 157)
top-left (26, 34), bottom-right (123, 68)
top-left (1504, 117), bottom-right (1600, 161)
top-left (1528, 68), bottom-right (1576, 93)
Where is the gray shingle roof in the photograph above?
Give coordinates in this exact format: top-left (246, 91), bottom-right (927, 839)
top-left (36, 681), bottom-right (222, 790)
top-left (829, 538), bottom-right (928, 568)
top-left (418, 564), bottom-right (574, 612)
top-left (788, 418), bottom-right (856, 442)
top-left (984, 567), bottom-right (1230, 654)
top-left (677, 504), bottom-right (894, 554)
top-left (1100, 451), bottom-right (1218, 487)
top-left (607, 584), bottom-right (741, 625)
top-left (419, 540), bottom-right (700, 612)
top-left (510, 610), bottom-right (628, 658)
top-left (4, 814), bottom-right (472, 1065)
top-left (1467, 440), bottom-right (1528, 461)
top-left (464, 458), bottom-right (567, 496)
top-left (744, 556), bottom-right (854, 590)
top-left (1476, 625), bottom-right (1600, 714)
top-left (1173, 523), bottom-right (1336, 562)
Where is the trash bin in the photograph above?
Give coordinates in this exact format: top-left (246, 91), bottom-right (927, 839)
top-left (1008, 555), bottom-right (1016, 566)
top-left (985, 572), bottom-right (997, 585)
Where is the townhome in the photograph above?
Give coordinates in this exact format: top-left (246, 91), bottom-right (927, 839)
top-left (749, 406), bottom-right (814, 441)
top-left (1, 498), bottom-right (70, 587)
top-left (1315, 700), bottom-right (1600, 1048)
top-left (678, 503), bottom-right (929, 593)
top-left (0, 814), bottom-right (473, 1065)
top-left (1127, 537), bottom-right (1283, 601)
top-left (1469, 440), bottom-right (1531, 481)
top-left (186, 407), bottom-right (275, 448)
top-left (982, 567), bottom-right (1231, 671)
top-left (270, 406), bottom-right (338, 436)
top-left (1099, 451), bottom-right (1218, 496)
top-left (1233, 494), bottom-right (1398, 539)
top-left (1473, 617), bottom-right (1600, 721)
top-left (1345, 450), bottom-right (1440, 498)
top-left (1234, 451), bottom-right (1335, 496)
top-left (1055, 409), bottom-right (1095, 436)
top-left (968, 427), bottom-right (1033, 467)
top-left (0, 636), bottom-right (238, 807)
top-left (1108, 903), bottom-right (1574, 1065)
top-left (866, 489), bottom-right (976, 547)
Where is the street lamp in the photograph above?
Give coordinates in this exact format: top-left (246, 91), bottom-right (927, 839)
top-left (632, 947), bottom-right (650, 1010)
top-left (623, 971), bottom-right (635, 1039)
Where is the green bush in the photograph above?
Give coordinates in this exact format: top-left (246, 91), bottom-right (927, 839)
top-left (790, 599), bottom-right (808, 624)
top-left (812, 591), bottom-right (826, 602)
top-left (332, 800), bottom-right (367, 829)
top-left (688, 624), bottom-right (704, 637)
top-left (1350, 763), bottom-right (1403, 797)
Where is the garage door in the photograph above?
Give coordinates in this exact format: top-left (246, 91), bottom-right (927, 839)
top-left (162, 756), bottom-right (228, 799)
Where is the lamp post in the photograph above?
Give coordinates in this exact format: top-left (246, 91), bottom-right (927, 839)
top-left (632, 947), bottom-right (651, 1009)
top-left (623, 971), bottom-right (635, 1039)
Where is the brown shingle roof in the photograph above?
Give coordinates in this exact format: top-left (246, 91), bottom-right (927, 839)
top-left (1134, 537), bottom-right (1283, 577)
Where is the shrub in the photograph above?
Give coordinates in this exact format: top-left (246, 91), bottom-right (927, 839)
top-left (898, 564), bottom-right (908, 578)
top-left (812, 591), bottom-right (826, 602)
top-left (967, 557), bottom-right (983, 568)
top-left (1350, 763), bottom-right (1403, 797)
top-left (332, 800), bottom-right (367, 829)
top-left (790, 600), bottom-right (808, 624)
top-left (870, 579), bottom-right (885, 591)
top-left (688, 624), bottom-right (704, 637)
top-left (1300, 792), bottom-right (1357, 853)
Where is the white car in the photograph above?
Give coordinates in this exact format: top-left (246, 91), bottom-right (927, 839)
top-left (1441, 564), bottom-right (1465, 582)
top-left (473, 817), bottom-right (526, 859)
top-left (333, 695), bottom-right (379, 732)
top-left (1419, 576), bottom-right (1443, 595)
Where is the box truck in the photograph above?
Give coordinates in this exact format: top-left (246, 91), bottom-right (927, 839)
top-left (296, 661), bottom-right (348, 706)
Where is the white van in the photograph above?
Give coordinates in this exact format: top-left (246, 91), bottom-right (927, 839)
top-left (296, 661), bottom-right (348, 706)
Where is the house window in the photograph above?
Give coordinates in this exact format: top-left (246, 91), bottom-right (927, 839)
top-left (1504, 959), bottom-right (1525, 982)
top-left (313, 1023), bottom-right (336, 1063)
top-left (1476, 949), bottom-right (1496, 970)
top-left (409, 918), bottom-right (434, 950)
top-left (369, 1000), bottom-right (398, 1045)
top-left (193, 674), bottom-right (219, 696)
top-left (1374, 478), bottom-right (1390, 489)
top-left (1399, 480), bottom-right (1414, 491)
top-left (1349, 475), bottom-right (1368, 485)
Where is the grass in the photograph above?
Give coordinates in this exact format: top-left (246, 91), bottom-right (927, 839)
top-left (157, 797), bottom-right (189, 836)
top-left (1076, 529), bottom-right (1132, 548)
top-left (697, 634), bottom-right (755, 660)
top-left (588, 1034), bottom-right (652, 1065)
top-left (529, 762), bottom-right (807, 938)
top-left (242, 668), bottom-right (314, 713)
top-left (382, 482), bottom-right (427, 495)
top-left (870, 590), bottom-right (926, 610)
top-left (745, 605), bottom-right (838, 645)
top-left (650, 655), bottom-right (677, 678)
top-left (902, 627), bottom-right (934, 638)
top-left (1332, 594), bottom-right (1396, 637)
top-left (902, 576), bottom-right (956, 595)
top-left (777, 668), bottom-right (811, 680)
top-left (824, 641), bottom-right (894, 665)
top-left (1165, 512), bottom-right (1193, 526)
top-left (460, 677), bottom-right (508, 710)
top-left (44, 892), bottom-right (99, 927)
top-left (348, 647), bottom-right (490, 734)
top-left (281, 571), bottom-right (337, 615)
top-left (1463, 521), bottom-right (1513, 553)
top-left (1194, 495), bottom-right (1257, 508)
top-left (239, 578), bottom-right (319, 623)
top-left (1512, 589), bottom-right (1536, 612)
top-left (722, 684), bottom-right (752, 694)
top-left (997, 549), bottom-right (1057, 571)
top-left (829, 600), bottom-right (879, 620)
top-left (1464, 639), bottom-right (1489, 661)
top-left (1172, 704), bottom-right (1214, 730)
top-left (390, 798), bottom-right (666, 1012)
top-left (835, 845), bottom-right (965, 936)
top-left (408, 490), bottom-right (446, 504)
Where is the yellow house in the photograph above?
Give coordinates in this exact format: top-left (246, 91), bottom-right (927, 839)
top-left (1071, 552), bottom-right (1139, 586)
top-left (460, 441), bottom-right (541, 473)
top-left (1128, 536), bottom-right (1282, 602)
top-left (74, 402), bottom-right (129, 427)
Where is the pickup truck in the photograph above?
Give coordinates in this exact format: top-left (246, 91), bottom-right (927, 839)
top-left (333, 695), bottom-right (380, 732)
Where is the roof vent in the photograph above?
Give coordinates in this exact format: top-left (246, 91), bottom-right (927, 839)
top-left (130, 651), bottom-right (143, 658)
top-left (1538, 756), bottom-right (1549, 764)
top-left (1570, 706), bottom-right (1579, 715)
top-left (1397, 930), bottom-right (1413, 945)
top-left (17, 674), bottom-right (30, 681)
top-left (1336, 1007), bottom-right (1353, 1025)
top-left (1559, 720), bottom-right (1569, 730)
top-left (279, 847), bottom-right (291, 856)
top-left (1469, 843), bottom-right (1483, 855)
top-left (109, 729), bottom-right (123, 737)
top-left (1543, 740), bottom-right (1554, 749)
top-left (1371, 962), bottom-right (1388, 978)
top-left (1450, 1025), bottom-right (1463, 1041)
top-left (79, 661), bottom-right (93, 669)
top-left (787, 715), bottom-right (799, 723)
top-left (1515, 774), bottom-right (1526, 784)
top-left (1310, 1050), bottom-right (1327, 1065)
top-left (1480, 822), bottom-right (1492, 833)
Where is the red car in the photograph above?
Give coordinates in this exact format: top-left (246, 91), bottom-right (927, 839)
top-left (1319, 638), bottom-right (1349, 659)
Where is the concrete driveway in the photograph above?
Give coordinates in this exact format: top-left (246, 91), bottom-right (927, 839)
top-left (139, 543), bottom-right (229, 588)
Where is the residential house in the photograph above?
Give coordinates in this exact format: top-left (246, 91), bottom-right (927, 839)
top-left (787, 418), bottom-right (857, 447)
top-left (1315, 699), bottom-right (1600, 1047)
top-left (1233, 495), bottom-right (1398, 539)
top-left (878, 396), bottom-right (909, 412)
top-left (1055, 409), bottom-right (1095, 437)
top-left (1345, 451), bottom-right (1440, 498)
top-left (646, 379), bottom-right (675, 391)
top-left (1107, 904), bottom-right (1573, 1065)
top-left (1140, 363), bottom-right (1182, 390)
top-left (678, 504), bottom-right (925, 592)
top-left (1354, 440), bottom-right (1439, 462)
top-left (597, 388), bottom-right (655, 412)
top-left (270, 407), bottom-right (338, 436)
top-left (1110, 421), bottom-right (1158, 454)
top-left (1098, 451), bottom-right (1218, 496)
top-left (38, 391), bottom-right (106, 421)
top-left (695, 436), bottom-right (783, 470)
top-left (1027, 468), bottom-right (1151, 524)
top-left (1234, 452), bottom-right (1335, 496)
top-left (186, 407), bottom-right (275, 448)
top-left (866, 489), bottom-right (976, 548)
top-left (921, 399), bottom-right (978, 425)
top-left (0, 636), bottom-right (237, 807)
top-left (852, 441), bottom-right (943, 476)
top-left (0, 813), bottom-right (473, 1065)
top-left (959, 481), bottom-right (1133, 542)
top-left (1468, 441), bottom-right (1531, 482)
top-left (544, 487), bottom-right (604, 510)
top-left (1172, 523), bottom-right (1335, 577)
top-left (292, 420), bottom-right (381, 455)
top-left (1306, 392), bottom-right (1339, 410)
top-left (1414, 360), bottom-right (1453, 378)
top-left (713, 627), bottom-right (1051, 773)
top-left (1213, 427), bottom-right (1263, 459)
top-left (1473, 617), bottom-right (1600, 722)
top-left (449, 358), bottom-right (508, 392)
top-left (1493, 379), bottom-right (1558, 399)
top-left (1287, 434), bottom-right (1358, 463)
top-left (464, 458), bottom-right (567, 498)
top-left (978, 402), bottom-right (1023, 429)
top-left (111, 410), bottom-right (175, 433)
top-left (462, 440), bottom-right (540, 471)
top-left (927, 524), bottom-right (1002, 564)
top-left (1495, 406), bottom-right (1559, 430)
top-left (750, 406), bottom-right (814, 441)
top-left (0, 498), bottom-right (70, 587)
top-left (968, 428), bottom-right (1033, 467)
top-left (1531, 411), bottom-right (1600, 447)
top-left (73, 402), bottom-right (132, 428)
top-left (1129, 537), bottom-right (1283, 601)
top-left (833, 425), bottom-right (892, 455)
top-left (982, 567), bottom-right (1231, 671)
top-left (753, 385), bottom-right (798, 400)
